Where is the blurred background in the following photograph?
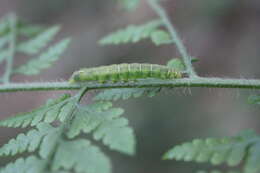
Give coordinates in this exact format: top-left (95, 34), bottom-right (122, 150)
top-left (0, 0), bottom-right (260, 172)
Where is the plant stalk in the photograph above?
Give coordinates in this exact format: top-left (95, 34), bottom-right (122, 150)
top-left (3, 13), bottom-right (16, 84)
top-left (147, 0), bottom-right (197, 77)
top-left (1, 77), bottom-right (260, 92)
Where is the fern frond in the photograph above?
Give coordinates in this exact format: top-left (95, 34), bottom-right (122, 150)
top-left (150, 30), bottom-right (171, 45)
top-left (248, 95), bottom-right (260, 105)
top-left (117, 0), bottom-right (140, 10)
top-left (52, 139), bottom-right (111, 173)
top-left (13, 38), bottom-right (70, 75)
top-left (18, 24), bottom-right (45, 37)
top-left (244, 143), bottom-right (260, 173)
top-left (0, 156), bottom-right (46, 173)
top-left (164, 130), bottom-right (260, 173)
top-left (0, 16), bottom-right (9, 35)
top-left (0, 94), bottom-right (75, 128)
top-left (0, 123), bottom-right (55, 156)
top-left (99, 20), bottom-right (171, 45)
top-left (17, 26), bottom-right (60, 55)
top-left (94, 88), bottom-right (160, 101)
top-left (68, 101), bottom-right (136, 155)
top-left (1, 16), bottom-right (44, 37)
top-left (1, 122), bottom-right (110, 173)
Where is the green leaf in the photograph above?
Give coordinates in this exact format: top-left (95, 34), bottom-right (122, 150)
top-left (99, 20), bottom-right (163, 45)
top-left (0, 156), bottom-right (47, 173)
top-left (52, 139), bottom-right (111, 173)
top-left (248, 95), bottom-right (260, 105)
top-left (0, 17), bottom-right (9, 36)
top-left (245, 143), bottom-right (260, 173)
top-left (38, 124), bottom-right (61, 159)
top-left (0, 123), bottom-right (55, 157)
top-left (17, 26), bottom-right (60, 55)
top-left (117, 0), bottom-right (140, 10)
top-left (14, 38), bottom-right (70, 75)
top-left (0, 94), bottom-right (75, 128)
top-left (167, 58), bottom-right (185, 71)
top-left (68, 101), bottom-right (136, 155)
top-left (151, 30), bottom-right (171, 45)
top-left (94, 88), bottom-right (160, 101)
top-left (18, 24), bottom-right (45, 37)
top-left (163, 130), bottom-right (259, 167)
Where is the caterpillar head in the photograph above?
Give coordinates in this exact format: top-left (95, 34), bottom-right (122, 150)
top-left (69, 70), bottom-right (85, 83)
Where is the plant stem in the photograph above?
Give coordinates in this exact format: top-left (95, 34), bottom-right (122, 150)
top-left (3, 13), bottom-right (16, 84)
top-left (41, 87), bottom-right (89, 170)
top-left (147, 0), bottom-right (197, 77)
top-left (1, 77), bottom-right (260, 92)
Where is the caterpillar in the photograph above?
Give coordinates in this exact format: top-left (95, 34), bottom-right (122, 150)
top-left (69, 63), bottom-right (182, 83)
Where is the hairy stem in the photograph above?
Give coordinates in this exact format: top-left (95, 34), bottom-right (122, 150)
top-left (147, 0), bottom-right (197, 77)
top-left (43, 87), bottom-right (89, 170)
top-left (1, 77), bottom-right (260, 92)
top-left (3, 13), bottom-right (16, 84)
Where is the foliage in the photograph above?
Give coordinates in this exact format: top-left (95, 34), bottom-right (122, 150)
top-left (14, 38), bottom-right (70, 75)
top-left (248, 95), bottom-right (260, 105)
top-left (94, 88), bottom-right (161, 101)
top-left (0, 92), bottom-right (134, 172)
top-left (99, 20), bottom-right (171, 46)
top-left (167, 58), bottom-right (186, 71)
top-left (0, 156), bottom-right (47, 173)
top-left (116, 0), bottom-right (140, 10)
top-left (0, 14), bottom-right (70, 83)
top-left (0, 0), bottom-right (260, 173)
top-left (0, 122), bottom-right (111, 173)
top-left (67, 102), bottom-right (136, 155)
top-left (164, 130), bottom-right (260, 173)
top-left (0, 94), bottom-right (75, 128)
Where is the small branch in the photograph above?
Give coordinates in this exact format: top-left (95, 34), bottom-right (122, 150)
top-left (147, 0), bottom-right (197, 77)
top-left (1, 77), bottom-right (260, 93)
top-left (3, 13), bottom-right (17, 84)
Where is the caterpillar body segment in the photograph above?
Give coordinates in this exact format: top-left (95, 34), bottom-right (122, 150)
top-left (69, 63), bottom-right (182, 83)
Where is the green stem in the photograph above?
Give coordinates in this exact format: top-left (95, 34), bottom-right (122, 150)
top-left (43, 87), bottom-right (89, 170)
top-left (3, 13), bottom-right (16, 84)
top-left (1, 77), bottom-right (260, 92)
top-left (147, 0), bottom-right (197, 77)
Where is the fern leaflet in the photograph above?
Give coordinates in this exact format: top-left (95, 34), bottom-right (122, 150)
top-left (164, 130), bottom-right (260, 173)
top-left (17, 23), bottom-right (45, 37)
top-left (99, 20), bottom-right (171, 45)
top-left (94, 88), bottom-right (160, 101)
top-left (150, 30), bottom-right (171, 45)
top-left (17, 26), bottom-right (60, 55)
top-left (67, 101), bottom-right (136, 155)
top-left (0, 122), bottom-right (111, 173)
top-left (0, 123), bottom-right (55, 156)
top-left (0, 94), bottom-right (76, 128)
top-left (0, 16), bottom-right (9, 36)
top-left (0, 156), bottom-right (47, 173)
top-left (52, 139), bottom-right (111, 173)
top-left (248, 95), bottom-right (260, 105)
top-left (117, 0), bottom-right (140, 10)
top-left (13, 38), bottom-right (70, 75)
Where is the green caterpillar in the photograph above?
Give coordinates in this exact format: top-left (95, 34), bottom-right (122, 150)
top-left (69, 63), bottom-right (182, 83)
